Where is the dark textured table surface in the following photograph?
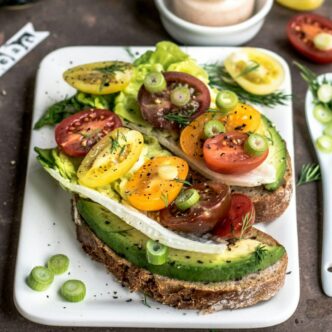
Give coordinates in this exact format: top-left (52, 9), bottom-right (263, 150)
top-left (0, 0), bottom-right (332, 331)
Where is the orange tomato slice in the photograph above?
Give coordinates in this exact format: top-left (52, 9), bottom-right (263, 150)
top-left (225, 103), bottom-right (261, 133)
top-left (180, 112), bottom-right (225, 160)
top-left (125, 156), bottom-right (189, 211)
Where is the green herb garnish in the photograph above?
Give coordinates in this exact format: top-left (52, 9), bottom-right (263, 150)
top-left (124, 47), bottom-right (136, 60)
top-left (237, 61), bottom-right (260, 78)
top-left (297, 163), bottom-right (321, 186)
top-left (174, 178), bottom-right (192, 186)
top-left (163, 113), bottom-right (191, 126)
top-left (142, 294), bottom-right (151, 308)
top-left (254, 244), bottom-right (268, 263)
top-left (240, 211), bottom-right (254, 239)
top-left (203, 63), bottom-right (291, 108)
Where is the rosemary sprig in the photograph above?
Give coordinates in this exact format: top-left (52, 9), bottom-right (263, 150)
top-left (254, 244), bottom-right (268, 263)
top-left (239, 210), bottom-right (254, 240)
top-left (160, 193), bottom-right (169, 207)
top-left (297, 163), bottom-right (321, 186)
top-left (237, 61), bottom-right (260, 78)
top-left (293, 61), bottom-right (320, 98)
top-left (124, 47), bottom-right (136, 60)
top-left (203, 63), bottom-right (291, 108)
top-left (163, 113), bottom-right (191, 126)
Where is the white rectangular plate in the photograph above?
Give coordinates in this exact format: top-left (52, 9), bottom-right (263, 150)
top-left (14, 46), bottom-right (299, 329)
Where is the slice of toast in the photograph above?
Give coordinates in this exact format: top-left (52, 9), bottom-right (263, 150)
top-left (73, 200), bottom-right (288, 312)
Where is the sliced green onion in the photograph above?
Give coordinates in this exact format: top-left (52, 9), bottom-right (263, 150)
top-left (204, 120), bottom-right (225, 138)
top-left (146, 240), bottom-right (168, 265)
top-left (316, 135), bottom-right (332, 153)
top-left (60, 280), bottom-right (86, 302)
top-left (143, 72), bottom-right (166, 94)
top-left (170, 86), bottom-right (191, 107)
top-left (175, 188), bottom-right (200, 211)
top-left (27, 266), bottom-right (54, 291)
top-left (323, 122), bottom-right (332, 137)
top-left (313, 104), bottom-right (332, 124)
top-left (244, 134), bottom-right (269, 157)
top-left (47, 254), bottom-right (70, 275)
top-left (317, 84), bottom-right (332, 104)
top-left (313, 33), bottom-right (332, 51)
top-left (216, 90), bottom-right (238, 111)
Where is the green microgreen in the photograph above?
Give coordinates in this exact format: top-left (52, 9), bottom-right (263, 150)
top-left (297, 163), bottom-right (321, 186)
top-left (174, 178), bottom-right (192, 186)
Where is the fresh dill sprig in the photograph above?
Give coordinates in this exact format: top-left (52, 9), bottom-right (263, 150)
top-left (110, 131), bottom-right (121, 153)
top-left (163, 113), bottom-right (191, 126)
top-left (203, 63), bottom-right (291, 108)
top-left (240, 210), bottom-right (254, 239)
top-left (174, 178), bottom-right (192, 186)
top-left (297, 163), bottom-right (321, 186)
top-left (237, 61), bottom-right (260, 78)
top-left (293, 61), bottom-right (320, 98)
top-left (142, 294), bottom-right (151, 308)
top-left (254, 244), bottom-right (268, 263)
top-left (124, 47), bottom-right (136, 60)
top-left (160, 193), bottom-right (169, 207)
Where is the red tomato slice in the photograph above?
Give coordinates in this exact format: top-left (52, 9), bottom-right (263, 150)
top-left (55, 109), bottom-right (122, 157)
top-left (203, 132), bottom-right (268, 174)
top-left (287, 14), bottom-right (332, 64)
top-left (213, 194), bottom-right (255, 239)
top-left (138, 71), bottom-right (211, 131)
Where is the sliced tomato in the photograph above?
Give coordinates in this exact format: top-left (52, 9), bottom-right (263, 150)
top-left (224, 49), bottom-right (285, 95)
top-left (287, 14), bottom-right (332, 64)
top-left (125, 156), bottom-right (189, 211)
top-left (55, 109), bottom-right (122, 157)
top-left (225, 103), bottom-right (261, 133)
top-left (63, 61), bottom-right (133, 95)
top-left (180, 112), bottom-right (225, 160)
top-left (213, 194), bottom-right (255, 239)
top-left (203, 132), bottom-right (268, 174)
top-left (77, 128), bottom-right (144, 188)
top-left (138, 71), bottom-right (211, 130)
top-left (159, 182), bottom-right (231, 235)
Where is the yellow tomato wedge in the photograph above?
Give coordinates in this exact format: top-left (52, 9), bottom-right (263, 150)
top-left (125, 156), bottom-right (189, 211)
top-left (77, 128), bottom-right (144, 188)
top-left (180, 112), bottom-right (225, 160)
top-left (63, 61), bottom-right (133, 95)
top-left (224, 48), bottom-right (285, 95)
top-left (225, 103), bottom-right (261, 133)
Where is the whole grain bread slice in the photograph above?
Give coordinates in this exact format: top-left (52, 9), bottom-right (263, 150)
top-left (72, 200), bottom-right (288, 312)
top-left (232, 155), bottom-right (293, 223)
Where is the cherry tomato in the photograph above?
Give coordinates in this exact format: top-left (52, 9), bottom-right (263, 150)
top-left (138, 71), bottom-right (211, 131)
top-left (55, 109), bottom-right (122, 157)
top-left (125, 156), bottom-right (189, 211)
top-left (213, 194), bottom-right (255, 239)
top-left (159, 182), bottom-right (231, 235)
top-left (287, 14), bottom-right (332, 64)
top-left (225, 103), bottom-right (261, 133)
top-left (203, 132), bottom-right (268, 174)
top-left (180, 112), bottom-right (225, 160)
top-left (77, 128), bottom-right (144, 188)
top-left (63, 61), bottom-right (133, 95)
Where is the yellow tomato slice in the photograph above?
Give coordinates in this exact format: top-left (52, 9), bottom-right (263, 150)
top-left (225, 103), bottom-right (261, 133)
top-left (125, 156), bottom-right (189, 211)
top-left (77, 128), bottom-right (144, 188)
top-left (224, 48), bottom-right (285, 95)
top-left (180, 112), bottom-right (225, 160)
top-left (63, 61), bottom-right (133, 95)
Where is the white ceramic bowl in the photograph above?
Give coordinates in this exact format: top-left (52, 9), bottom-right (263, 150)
top-left (154, 0), bottom-right (273, 46)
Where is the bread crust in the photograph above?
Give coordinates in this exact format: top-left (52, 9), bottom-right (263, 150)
top-left (232, 155), bottom-right (293, 223)
top-left (73, 201), bottom-right (288, 312)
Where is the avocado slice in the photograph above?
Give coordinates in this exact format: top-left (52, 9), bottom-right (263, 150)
top-left (257, 115), bottom-right (287, 191)
top-left (76, 199), bottom-right (286, 283)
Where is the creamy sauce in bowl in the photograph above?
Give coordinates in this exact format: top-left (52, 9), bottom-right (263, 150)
top-left (170, 0), bottom-right (256, 27)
